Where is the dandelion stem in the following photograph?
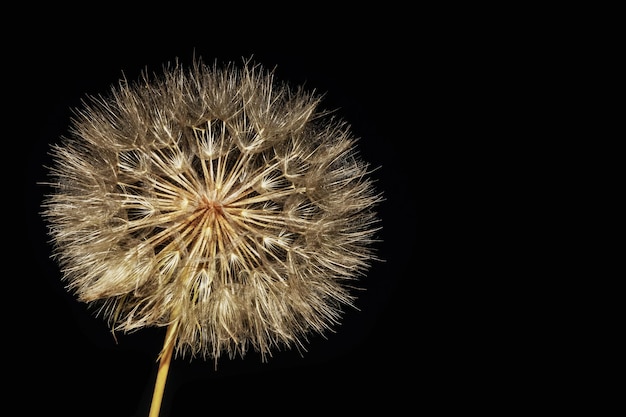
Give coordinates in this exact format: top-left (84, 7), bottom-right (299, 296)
top-left (149, 319), bottom-right (179, 417)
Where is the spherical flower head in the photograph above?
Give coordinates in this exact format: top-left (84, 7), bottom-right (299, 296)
top-left (42, 58), bottom-right (382, 363)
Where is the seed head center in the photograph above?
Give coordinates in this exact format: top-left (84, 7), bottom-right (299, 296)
top-left (198, 196), bottom-right (225, 217)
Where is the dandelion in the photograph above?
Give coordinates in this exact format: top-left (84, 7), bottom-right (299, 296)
top-left (41, 57), bottom-right (382, 416)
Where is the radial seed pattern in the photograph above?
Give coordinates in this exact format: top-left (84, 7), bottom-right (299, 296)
top-left (43, 58), bottom-right (382, 362)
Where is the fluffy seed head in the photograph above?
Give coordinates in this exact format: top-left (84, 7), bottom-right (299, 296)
top-left (42, 57), bottom-right (382, 362)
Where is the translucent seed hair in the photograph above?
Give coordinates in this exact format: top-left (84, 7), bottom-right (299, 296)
top-left (42, 57), bottom-right (382, 365)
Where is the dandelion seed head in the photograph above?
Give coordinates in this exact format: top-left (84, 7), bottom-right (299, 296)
top-left (42, 57), bottom-right (382, 363)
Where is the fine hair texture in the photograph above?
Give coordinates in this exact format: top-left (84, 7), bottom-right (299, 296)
top-left (42, 57), bottom-right (382, 363)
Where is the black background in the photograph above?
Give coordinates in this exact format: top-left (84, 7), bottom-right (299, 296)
top-left (15, 14), bottom-right (423, 417)
top-left (10, 7), bottom-right (604, 417)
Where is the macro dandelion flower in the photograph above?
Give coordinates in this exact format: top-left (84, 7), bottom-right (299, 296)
top-left (41, 57), bottom-right (382, 416)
